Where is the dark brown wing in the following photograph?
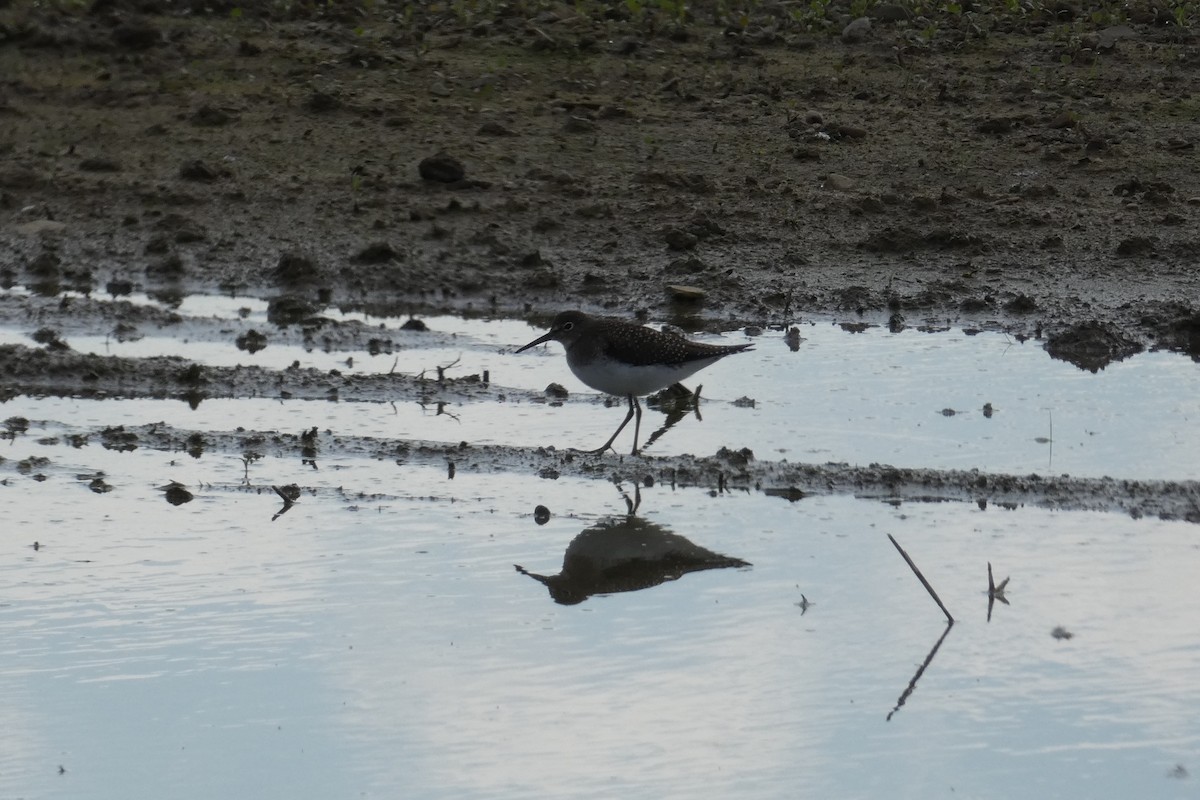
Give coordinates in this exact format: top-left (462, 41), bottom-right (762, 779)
top-left (601, 322), bottom-right (753, 367)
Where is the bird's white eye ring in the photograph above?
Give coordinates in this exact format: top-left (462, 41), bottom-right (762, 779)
top-left (562, 322), bottom-right (574, 331)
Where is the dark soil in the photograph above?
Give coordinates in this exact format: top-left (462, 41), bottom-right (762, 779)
top-left (2, 1), bottom-right (1199, 514)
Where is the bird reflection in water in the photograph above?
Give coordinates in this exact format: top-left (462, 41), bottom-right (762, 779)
top-left (515, 485), bottom-right (750, 605)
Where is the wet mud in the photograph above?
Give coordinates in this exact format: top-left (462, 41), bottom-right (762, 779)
top-left (2, 1), bottom-right (1199, 517)
top-left (5, 420), bottom-right (1198, 523)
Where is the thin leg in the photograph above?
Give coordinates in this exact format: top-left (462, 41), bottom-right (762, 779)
top-left (629, 397), bottom-right (643, 456)
top-left (588, 394), bottom-right (636, 454)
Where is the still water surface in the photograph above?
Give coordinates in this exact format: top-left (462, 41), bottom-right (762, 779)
top-left (3, 439), bottom-right (1198, 799)
top-left (2, 308), bottom-right (1197, 480)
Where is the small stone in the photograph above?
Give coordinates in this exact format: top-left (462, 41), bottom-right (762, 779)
top-left (563, 116), bottom-right (595, 133)
top-left (1096, 24), bottom-right (1136, 49)
top-left (664, 228), bottom-right (698, 251)
top-left (190, 105), bottom-right (231, 127)
top-left (825, 173), bottom-right (855, 191)
top-left (179, 160), bottom-right (219, 181)
top-left (477, 121), bottom-right (516, 136)
top-left (15, 219), bottom-right (66, 235)
top-left (1047, 110), bottom-right (1077, 129)
top-left (667, 284), bottom-right (706, 301)
top-left (533, 505), bottom-right (551, 525)
top-left (841, 17), bottom-right (872, 44)
top-left (1115, 236), bottom-right (1155, 257)
top-left (418, 152), bottom-right (465, 183)
top-left (870, 3), bottom-right (910, 21)
top-left (112, 22), bottom-right (160, 50)
top-left (79, 157), bottom-right (121, 172)
top-left (354, 241), bottom-right (399, 263)
top-left (544, 383), bottom-right (569, 399)
top-left (305, 91), bottom-right (341, 112)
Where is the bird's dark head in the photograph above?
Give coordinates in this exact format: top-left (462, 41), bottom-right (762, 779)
top-left (516, 310), bottom-right (591, 352)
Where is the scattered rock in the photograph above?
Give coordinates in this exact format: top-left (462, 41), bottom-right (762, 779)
top-left (354, 241), bottom-right (400, 263)
top-left (870, 3), bottom-right (910, 21)
top-left (1115, 236), bottom-right (1155, 257)
top-left (305, 91), bottom-right (341, 112)
top-left (544, 383), bottom-right (569, 399)
top-left (178, 160), bottom-right (219, 181)
top-left (235, 330), bottom-right (268, 353)
top-left (31, 328), bottom-right (69, 350)
top-left (272, 251), bottom-right (321, 285)
top-left (841, 17), bottom-right (872, 43)
top-left (190, 105), bottom-right (232, 127)
top-left (1096, 24), bottom-right (1136, 50)
top-left (79, 157), bottom-right (121, 172)
top-left (825, 173), bottom-right (855, 191)
top-left (419, 152), bottom-right (466, 183)
top-left (145, 253), bottom-right (184, 276)
top-left (664, 228), bottom-right (698, 251)
top-left (563, 116), bottom-right (595, 133)
top-left (666, 284), bottom-right (706, 301)
top-left (162, 483), bottom-right (194, 505)
top-left (15, 219), bottom-right (66, 235)
top-left (26, 251), bottom-right (60, 276)
top-left (112, 21), bottom-right (160, 50)
top-left (267, 295), bottom-right (321, 327)
top-left (1004, 294), bottom-right (1038, 313)
top-left (533, 505), bottom-right (551, 524)
top-left (477, 121), bottom-right (516, 136)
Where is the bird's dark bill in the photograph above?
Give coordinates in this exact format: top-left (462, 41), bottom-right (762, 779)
top-left (516, 330), bottom-right (556, 353)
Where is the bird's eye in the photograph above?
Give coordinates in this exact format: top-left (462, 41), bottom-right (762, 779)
top-left (562, 322), bottom-right (574, 331)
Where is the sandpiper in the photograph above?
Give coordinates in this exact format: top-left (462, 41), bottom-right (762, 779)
top-left (516, 310), bottom-right (753, 455)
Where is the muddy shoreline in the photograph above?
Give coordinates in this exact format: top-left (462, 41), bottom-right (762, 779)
top-left (2, 1), bottom-right (1198, 516)
top-left (4, 420), bottom-right (1197, 521)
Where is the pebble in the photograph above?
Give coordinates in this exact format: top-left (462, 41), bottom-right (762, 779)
top-left (825, 173), bottom-right (855, 191)
top-left (418, 152), bottom-right (465, 183)
top-left (841, 17), bottom-right (872, 44)
top-left (563, 116), bottom-right (595, 133)
top-left (15, 219), bottom-right (66, 235)
top-left (666, 284), bottom-right (706, 301)
top-left (664, 228), bottom-right (699, 251)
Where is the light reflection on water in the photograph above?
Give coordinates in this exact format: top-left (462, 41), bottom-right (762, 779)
top-left (2, 442), bottom-right (1198, 799)
top-left (2, 316), bottom-right (1198, 480)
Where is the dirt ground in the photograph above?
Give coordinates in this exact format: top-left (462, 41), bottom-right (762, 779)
top-left (2, 0), bottom-right (1199, 515)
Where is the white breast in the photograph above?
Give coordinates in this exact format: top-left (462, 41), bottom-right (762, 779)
top-left (567, 354), bottom-right (721, 397)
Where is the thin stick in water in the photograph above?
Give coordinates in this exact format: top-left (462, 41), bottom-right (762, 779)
top-left (887, 534), bottom-right (954, 624)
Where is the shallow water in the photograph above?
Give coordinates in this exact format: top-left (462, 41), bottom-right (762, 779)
top-left (2, 301), bottom-right (1198, 480)
top-left (2, 439), bottom-right (1198, 800)
top-left (3, 296), bottom-right (1199, 798)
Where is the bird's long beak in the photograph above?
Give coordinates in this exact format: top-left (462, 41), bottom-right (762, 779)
top-left (515, 329), bottom-right (556, 353)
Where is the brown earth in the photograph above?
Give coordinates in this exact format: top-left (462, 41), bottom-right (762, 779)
top-left (2, 1), bottom-right (1199, 515)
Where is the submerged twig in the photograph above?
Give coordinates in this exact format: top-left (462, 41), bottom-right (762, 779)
top-left (887, 534), bottom-right (954, 624)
